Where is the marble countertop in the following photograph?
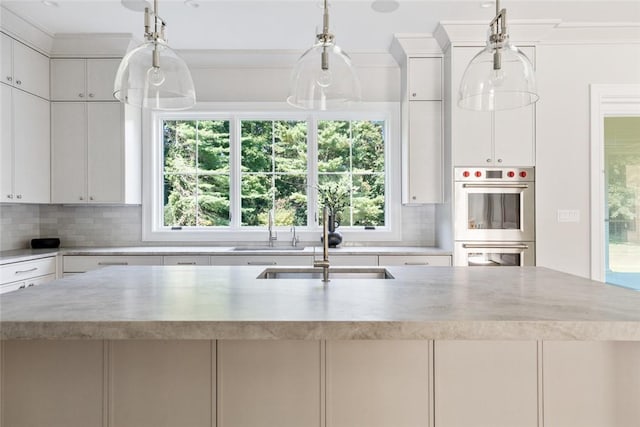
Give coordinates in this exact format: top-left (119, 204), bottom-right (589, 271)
top-left (0, 248), bottom-right (60, 264)
top-left (0, 246), bottom-right (451, 264)
top-left (2, 266), bottom-right (639, 341)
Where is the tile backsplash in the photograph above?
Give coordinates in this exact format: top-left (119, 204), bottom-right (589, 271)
top-left (0, 204), bottom-right (41, 251)
top-left (1, 204), bottom-right (436, 250)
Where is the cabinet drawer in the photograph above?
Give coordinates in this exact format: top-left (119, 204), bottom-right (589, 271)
top-left (0, 272), bottom-right (55, 295)
top-left (329, 255), bottom-right (378, 266)
top-left (63, 255), bottom-right (163, 273)
top-left (0, 281), bottom-right (25, 294)
top-left (163, 256), bottom-right (210, 266)
top-left (379, 255), bottom-right (451, 266)
top-left (0, 257), bottom-right (56, 284)
top-left (210, 255), bottom-right (313, 266)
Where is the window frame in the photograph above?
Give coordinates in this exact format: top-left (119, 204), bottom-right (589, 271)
top-left (142, 102), bottom-right (401, 243)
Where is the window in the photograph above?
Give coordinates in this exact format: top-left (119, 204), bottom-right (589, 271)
top-left (143, 103), bottom-right (400, 242)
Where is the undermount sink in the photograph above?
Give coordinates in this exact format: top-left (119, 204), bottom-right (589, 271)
top-left (257, 267), bottom-right (394, 279)
top-left (232, 246), bottom-right (306, 251)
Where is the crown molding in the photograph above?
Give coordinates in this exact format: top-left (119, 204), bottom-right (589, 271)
top-left (389, 33), bottom-right (443, 66)
top-left (434, 20), bottom-right (562, 50)
top-left (435, 20), bottom-right (640, 50)
top-left (49, 33), bottom-right (136, 58)
top-left (540, 22), bottom-right (640, 45)
top-left (0, 6), bottom-right (53, 55)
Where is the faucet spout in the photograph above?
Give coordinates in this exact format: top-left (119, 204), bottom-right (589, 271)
top-left (313, 206), bottom-right (330, 282)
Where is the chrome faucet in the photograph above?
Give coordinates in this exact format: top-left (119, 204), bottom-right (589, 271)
top-left (268, 209), bottom-right (277, 246)
top-left (290, 225), bottom-right (299, 247)
top-left (313, 206), bottom-right (330, 282)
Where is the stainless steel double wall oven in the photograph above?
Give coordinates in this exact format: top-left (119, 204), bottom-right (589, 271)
top-left (454, 167), bottom-right (535, 266)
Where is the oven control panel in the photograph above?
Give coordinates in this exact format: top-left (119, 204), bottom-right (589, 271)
top-left (455, 167), bottom-right (535, 181)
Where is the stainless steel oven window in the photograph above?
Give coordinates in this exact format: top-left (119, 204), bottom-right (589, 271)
top-left (468, 193), bottom-right (521, 230)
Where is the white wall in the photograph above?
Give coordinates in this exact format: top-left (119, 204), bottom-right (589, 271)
top-left (535, 42), bottom-right (640, 278)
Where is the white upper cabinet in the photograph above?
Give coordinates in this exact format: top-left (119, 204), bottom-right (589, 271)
top-left (50, 58), bottom-right (120, 101)
top-left (451, 46), bottom-right (535, 167)
top-left (397, 53), bottom-right (444, 204)
top-left (51, 102), bottom-right (141, 204)
top-left (1, 32), bottom-right (50, 99)
top-left (1, 84), bottom-right (50, 203)
top-left (408, 57), bottom-right (442, 100)
top-left (406, 100), bottom-right (443, 203)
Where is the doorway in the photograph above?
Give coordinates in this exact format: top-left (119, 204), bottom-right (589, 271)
top-left (591, 85), bottom-right (640, 289)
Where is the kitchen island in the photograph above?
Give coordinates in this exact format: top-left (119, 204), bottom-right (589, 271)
top-left (1, 266), bottom-right (639, 427)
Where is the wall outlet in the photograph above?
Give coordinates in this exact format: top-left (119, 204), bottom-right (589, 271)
top-left (557, 209), bottom-right (580, 223)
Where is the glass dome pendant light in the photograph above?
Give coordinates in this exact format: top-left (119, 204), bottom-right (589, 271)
top-left (113, 0), bottom-right (195, 110)
top-left (287, 0), bottom-right (361, 110)
top-left (458, 0), bottom-right (539, 111)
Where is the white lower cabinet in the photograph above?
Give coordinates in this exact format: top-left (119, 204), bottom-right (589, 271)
top-left (3, 339), bottom-right (640, 427)
top-left (329, 254), bottom-right (378, 266)
top-left (110, 340), bottom-right (213, 427)
top-left (217, 340), bottom-right (322, 427)
top-left (434, 340), bottom-right (539, 427)
top-left (210, 255), bottom-right (314, 266)
top-left (2, 340), bottom-right (105, 427)
top-left (543, 341), bottom-right (640, 427)
top-left (379, 255), bottom-right (452, 266)
top-left (326, 340), bottom-right (431, 427)
top-left (163, 255), bottom-right (210, 265)
top-left (0, 256), bottom-right (57, 294)
top-left (62, 255), bottom-right (163, 273)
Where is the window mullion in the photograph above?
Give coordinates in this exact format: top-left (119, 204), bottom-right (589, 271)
top-left (308, 115), bottom-right (318, 228)
top-left (230, 117), bottom-right (241, 228)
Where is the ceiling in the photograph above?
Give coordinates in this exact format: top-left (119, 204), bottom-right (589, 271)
top-left (1, 0), bottom-right (639, 52)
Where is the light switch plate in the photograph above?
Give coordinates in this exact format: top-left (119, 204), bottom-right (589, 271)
top-left (557, 209), bottom-right (580, 223)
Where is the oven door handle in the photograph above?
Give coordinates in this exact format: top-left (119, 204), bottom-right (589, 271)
top-left (462, 243), bottom-right (530, 249)
top-left (462, 183), bottom-right (529, 189)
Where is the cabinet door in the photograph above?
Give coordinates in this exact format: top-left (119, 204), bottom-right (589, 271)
top-left (405, 101), bottom-right (442, 203)
top-left (111, 340), bottom-right (214, 427)
top-left (434, 340), bottom-right (539, 427)
top-left (86, 58), bottom-right (120, 101)
top-left (217, 340), bottom-right (321, 427)
top-left (408, 57), bottom-right (442, 100)
top-left (12, 40), bottom-right (49, 99)
top-left (0, 84), bottom-right (13, 200)
top-left (452, 46), bottom-right (493, 166)
top-left (493, 47), bottom-right (536, 166)
top-left (13, 89), bottom-right (50, 203)
top-left (50, 59), bottom-right (86, 101)
top-left (543, 341), bottom-right (640, 427)
top-left (1, 33), bottom-right (12, 86)
top-left (326, 340), bottom-right (430, 427)
top-left (2, 340), bottom-right (105, 427)
top-left (87, 102), bottom-right (123, 202)
top-left (51, 102), bottom-right (87, 203)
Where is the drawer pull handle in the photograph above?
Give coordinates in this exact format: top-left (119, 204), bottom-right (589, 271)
top-left (404, 262), bottom-right (429, 265)
top-left (98, 262), bottom-right (129, 266)
top-left (247, 261), bottom-right (277, 266)
top-left (19, 284), bottom-right (26, 289)
top-left (177, 262), bottom-right (197, 265)
top-left (15, 267), bottom-right (38, 274)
